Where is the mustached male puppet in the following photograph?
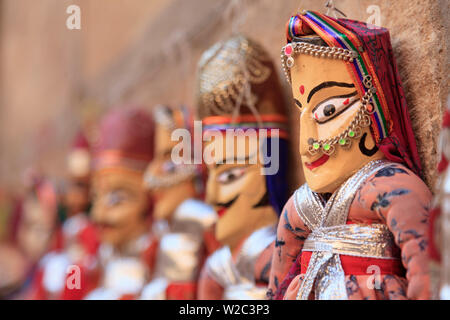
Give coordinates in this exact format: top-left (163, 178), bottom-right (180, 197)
top-left (140, 105), bottom-right (217, 300)
top-left (195, 35), bottom-right (290, 299)
top-left (86, 107), bottom-right (157, 300)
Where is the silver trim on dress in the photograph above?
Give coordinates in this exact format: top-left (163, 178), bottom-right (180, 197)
top-left (205, 225), bottom-right (276, 300)
top-left (293, 160), bottom-right (400, 300)
top-left (140, 199), bottom-right (217, 299)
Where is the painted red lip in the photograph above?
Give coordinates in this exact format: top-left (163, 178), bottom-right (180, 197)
top-left (217, 207), bottom-right (227, 218)
top-left (217, 207), bottom-right (227, 217)
top-left (214, 195), bottom-right (238, 218)
top-left (304, 154), bottom-right (330, 171)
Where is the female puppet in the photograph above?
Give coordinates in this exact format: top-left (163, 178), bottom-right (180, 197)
top-left (195, 35), bottom-right (290, 299)
top-left (268, 11), bottom-right (431, 300)
top-left (85, 107), bottom-right (157, 300)
top-left (140, 104), bottom-right (217, 300)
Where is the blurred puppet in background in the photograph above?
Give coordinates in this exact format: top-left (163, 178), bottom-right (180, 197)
top-left (1, 172), bottom-right (59, 299)
top-left (85, 107), bottom-right (157, 300)
top-left (29, 131), bottom-right (99, 300)
top-left (195, 35), bottom-right (290, 299)
top-left (141, 104), bottom-right (217, 300)
top-left (429, 100), bottom-right (450, 300)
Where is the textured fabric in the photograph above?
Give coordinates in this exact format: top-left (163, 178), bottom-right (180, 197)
top-left (300, 251), bottom-right (404, 275)
top-left (269, 162), bottom-right (431, 300)
top-left (166, 282), bottom-right (197, 300)
top-left (198, 234), bottom-right (274, 300)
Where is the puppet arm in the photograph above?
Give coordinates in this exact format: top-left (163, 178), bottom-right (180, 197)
top-left (267, 195), bottom-right (310, 299)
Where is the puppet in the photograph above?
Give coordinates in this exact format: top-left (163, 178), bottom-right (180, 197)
top-left (30, 132), bottom-right (99, 299)
top-left (268, 11), bottom-right (431, 300)
top-left (3, 174), bottom-right (60, 299)
top-left (195, 35), bottom-right (290, 299)
top-left (85, 107), bottom-right (157, 300)
top-left (140, 105), bottom-right (217, 300)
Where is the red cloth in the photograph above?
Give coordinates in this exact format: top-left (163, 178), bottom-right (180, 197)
top-left (299, 251), bottom-right (404, 275)
top-left (61, 265), bottom-right (99, 300)
top-left (337, 18), bottom-right (422, 176)
top-left (78, 224), bottom-right (100, 256)
top-left (442, 110), bottom-right (450, 128)
top-left (428, 208), bottom-right (442, 262)
top-left (29, 269), bottom-right (46, 300)
top-left (30, 259), bottom-right (100, 300)
top-left (166, 282), bottom-right (197, 300)
top-left (140, 237), bottom-right (159, 273)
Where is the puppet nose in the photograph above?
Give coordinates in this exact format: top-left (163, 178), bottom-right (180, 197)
top-left (299, 113), bottom-right (317, 157)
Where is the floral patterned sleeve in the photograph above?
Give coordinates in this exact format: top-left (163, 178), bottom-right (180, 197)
top-left (254, 241), bottom-right (274, 286)
top-left (267, 195), bottom-right (310, 299)
top-left (355, 164), bottom-right (432, 299)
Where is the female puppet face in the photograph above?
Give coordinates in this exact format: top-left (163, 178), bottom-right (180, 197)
top-left (205, 134), bottom-right (277, 250)
top-left (144, 122), bottom-right (196, 222)
top-left (91, 170), bottom-right (149, 248)
top-left (290, 52), bottom-right (384, 193)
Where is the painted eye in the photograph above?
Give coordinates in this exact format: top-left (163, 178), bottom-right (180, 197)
top-left (106, 190), bottom-right (127, 207)
top-left (312, 92), bottom-right (358, 124)
top-left (217, 167), bottom-right (247, 184)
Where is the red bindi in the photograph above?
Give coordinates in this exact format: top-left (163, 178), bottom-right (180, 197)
top-left (343, 98), bottom-right (350, 105)
top-left (299, 85), bottom-right (305, 95)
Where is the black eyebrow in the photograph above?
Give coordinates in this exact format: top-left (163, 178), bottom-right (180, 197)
top-left (307, 81), bottom-right (355, 103)
top-left (294, 99), bottom-right (302, 108)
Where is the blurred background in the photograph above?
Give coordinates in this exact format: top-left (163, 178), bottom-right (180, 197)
top-left (0, 0), bottom-right (448, 192)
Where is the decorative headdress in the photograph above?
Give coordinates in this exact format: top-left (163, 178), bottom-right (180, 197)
top-left (196, 35), bottom-right (289, 215)
top-left (280, 11), bottom-right (422, 176)
top-left (92, 107), bottom-right (154, 173)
